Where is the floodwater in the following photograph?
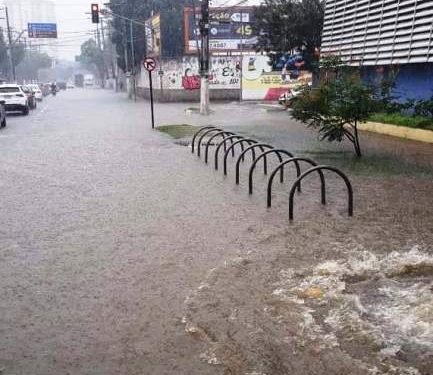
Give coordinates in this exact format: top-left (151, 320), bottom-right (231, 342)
top-left (0, 90), bottom-right (432, 375)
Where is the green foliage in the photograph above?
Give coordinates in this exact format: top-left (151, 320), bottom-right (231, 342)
top-left (156, 124), bottom-right (197, 139)
top-left (78, 39), bottom-right (105, 79)
top-left (16, 51), bottom-right (52, 81)
top-left (368, 113), bottom-right (433, 131)
top-left (292, 75), bottom-right (376, 157)
top-left (414, 96), bottom-right (433, 118)
top-left (254, 0), bottom-right (324, 69)
top-left (0, 29), bottom-right (25, 79)
top-left (108, 0), bottom-right (189, 73)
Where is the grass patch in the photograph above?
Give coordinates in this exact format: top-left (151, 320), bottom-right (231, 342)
top-left (368, 113), bottom-right (433, 131)
top-left (156, 124), bottom-right (197, 139)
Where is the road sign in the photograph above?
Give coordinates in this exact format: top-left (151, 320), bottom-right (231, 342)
top-left (143, 57), bottom-right (156, 72)
top-left (28, 23), bottom-right (57, 39)
top-left (143, 57), bottom-right (156, 129)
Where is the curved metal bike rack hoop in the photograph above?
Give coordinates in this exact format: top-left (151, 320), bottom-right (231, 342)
top-left (204, 130), bottom-right (235, 164)
top-left (214, 135), bottom-right (247, 170)
top-left (191, 126), bottom-right (218, 154)
top-left (197, 128), bottom-right (225, 158)
top-left (248, 149), bottom-right (299, 194)
top-left (223, 139), bottom-right (260, 175)
top-left (267, 157), bottom-right (326, 207)
top-left (288, 165), bottom-right (353, 221)
top-left (235, 143), bottom-right (275, 184)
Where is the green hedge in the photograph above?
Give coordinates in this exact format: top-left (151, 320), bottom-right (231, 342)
top-left (368, 113), bottom-right (433, 131)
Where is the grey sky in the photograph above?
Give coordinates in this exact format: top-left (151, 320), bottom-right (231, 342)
top-left (53, 0), bottom-right (96, 60)
top-left (52, 0), bottom-right (262, 61)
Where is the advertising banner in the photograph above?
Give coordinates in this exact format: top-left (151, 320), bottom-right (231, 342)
top-left (242, 55), bottom-right (312, 101)
top-left (183, 7), bottom-right (258, 53)
top-left (145, 14), bottom-right (161, 57)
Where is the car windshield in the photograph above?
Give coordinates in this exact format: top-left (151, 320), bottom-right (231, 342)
top-left (0, 87), bottom-right (20, 93)
top-left (21, 87), bottom-right (30, 93)
top-left (30, 85), bottom-right (40, 90)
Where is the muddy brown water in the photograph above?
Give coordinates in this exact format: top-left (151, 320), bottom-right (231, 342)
top-left (1, 91), bottom-right (432, 375)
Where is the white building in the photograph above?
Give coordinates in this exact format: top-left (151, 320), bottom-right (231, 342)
top-left (321, 0), bottom-right (433, 66)
top-left (320, 0), bottom-right (433, 100)
top-left (2, 0), bottom-right (58, 59)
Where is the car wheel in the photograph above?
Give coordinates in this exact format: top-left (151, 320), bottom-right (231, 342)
top-left (22, 106), bottom-right (29, 116)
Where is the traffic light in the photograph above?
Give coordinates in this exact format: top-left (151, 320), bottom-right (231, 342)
top-left (91, 4), bottom-right (99, 24)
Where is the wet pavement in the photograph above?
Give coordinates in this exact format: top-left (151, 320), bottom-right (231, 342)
top-left (1, 89), bottom-right (432, 375)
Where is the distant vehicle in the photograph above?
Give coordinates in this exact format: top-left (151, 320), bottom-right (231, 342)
top-left (20, 85), bottom-right (37, 109)
top-left (0, 100), bottom-right (6, 128)
top-left (0, 84), bottom-right (29, 115)
top-left (75, 74), bottom-right (84, 88)
top-left (84, 74), bottom-right (95, 87)
top-left (278, 87), bottom-right (303, 108)
top-left (67, 82), bottom-right (75, 89)
top-left (57, 81), bottom-right (67, 90)
top-left (28, 84), bottom-right (43, 101)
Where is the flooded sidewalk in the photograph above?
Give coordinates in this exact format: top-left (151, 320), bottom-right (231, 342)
top-left (1, 91), bottom-right (432, 375)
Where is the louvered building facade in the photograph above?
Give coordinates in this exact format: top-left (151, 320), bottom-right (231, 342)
top-left (320, 0), bottom-right (433, 98)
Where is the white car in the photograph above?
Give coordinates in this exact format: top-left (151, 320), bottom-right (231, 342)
top-left (28, 84), bottom-right (43, 101)
top-left (67, 82), bottom-right (75, 89)
top-left (0, 84), bottom-right (29, 115)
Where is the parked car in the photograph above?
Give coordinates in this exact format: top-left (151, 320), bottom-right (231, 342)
top-left (67, 82), bottom-right (75, 89)
top-left (0, 100), bottom-right (6, 128)
top-left (28, 84), bottom-right (43, 101)
top-left (0, 84), bottom-right (29, 115)
top-left (278, 87), bottom-right (303, 108)
top-left (20, 85), bottom-right (37, 109)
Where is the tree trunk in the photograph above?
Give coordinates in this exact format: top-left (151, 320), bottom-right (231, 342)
top-left (353, 121), bottom-right (362, 157)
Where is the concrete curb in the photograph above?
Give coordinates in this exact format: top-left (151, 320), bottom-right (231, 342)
top-left (359, 121), bottom-right (433, 144)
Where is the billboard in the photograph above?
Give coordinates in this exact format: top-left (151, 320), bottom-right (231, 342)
top-left (242, 54), bottom-right (312, 101)
top-left (28, 23), bottom-right (57, 39)
top-left (183, 7), bottom-right (258, 53)
top-left (145, 14), bottom-right (161, 57)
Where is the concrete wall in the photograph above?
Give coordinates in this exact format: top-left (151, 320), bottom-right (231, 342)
top-left (137, 87), bottom-right (240, 102)
top-left (362, 63), bottom-right (433, 101)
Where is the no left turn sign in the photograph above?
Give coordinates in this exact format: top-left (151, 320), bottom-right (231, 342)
top-left (143, 57), bottom-right (156, 72)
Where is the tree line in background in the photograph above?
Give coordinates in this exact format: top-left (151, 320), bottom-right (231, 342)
top-left (0, 27), bottom-right (52, 82)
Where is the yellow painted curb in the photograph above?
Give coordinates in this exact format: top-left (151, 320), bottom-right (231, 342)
top-left (359, 121), bottom-right (433, 144)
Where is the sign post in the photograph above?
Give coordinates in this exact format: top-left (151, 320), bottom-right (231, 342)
top-left (143, 57), bottom-right (156, 129)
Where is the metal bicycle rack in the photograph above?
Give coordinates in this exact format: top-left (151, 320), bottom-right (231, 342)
top-left (204, 131), bottom-right (236, 164)
top-left (214, 135), bottom-right (246, 169)
top-left (190, 126), bottom-right (354, 220)
top-left (288, 166), bottom-right (353, 220)
top-left (196, 128), bottom-right (226, 158)
top-left (248, 149), bottom-right (298, 194)
top-left (267, 157), bottom-right (326, 208)
top-left (191, 126), bottom-right (217, 154)
top-left (223, 139), bottom-right (261, 175)
top-left (234, 143), bottom-right (276, 184)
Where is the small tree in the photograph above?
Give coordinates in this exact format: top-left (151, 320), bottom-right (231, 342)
top-left (292, 75), bottom-right (376, 157)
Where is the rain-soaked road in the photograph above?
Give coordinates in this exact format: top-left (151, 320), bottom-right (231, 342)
top-left (1, 89), bottom-right (433, 375)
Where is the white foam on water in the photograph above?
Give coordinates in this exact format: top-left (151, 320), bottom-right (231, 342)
top-left (271, 246), bottom-right (433, 374)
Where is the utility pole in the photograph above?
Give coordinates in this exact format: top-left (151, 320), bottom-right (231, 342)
top-left (5, 7), bottom-right (16, 82)
top-left (130, 20), bottom-right (136, 101)
top-left (199, 0), bottom-right (210, 115)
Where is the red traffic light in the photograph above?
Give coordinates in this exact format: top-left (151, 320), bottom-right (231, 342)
top-left (91, 3), bottom-right (99, 23)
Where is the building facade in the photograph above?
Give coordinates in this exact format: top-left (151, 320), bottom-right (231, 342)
top-left (321, 0), bottom-right (433, 99)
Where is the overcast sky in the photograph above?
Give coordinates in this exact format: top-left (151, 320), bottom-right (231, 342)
top-left (51, 0), bottom-right (262, 61)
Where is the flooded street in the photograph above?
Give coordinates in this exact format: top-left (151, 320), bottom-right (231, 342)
top-left (1, 89), bottom-right (432, 375)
